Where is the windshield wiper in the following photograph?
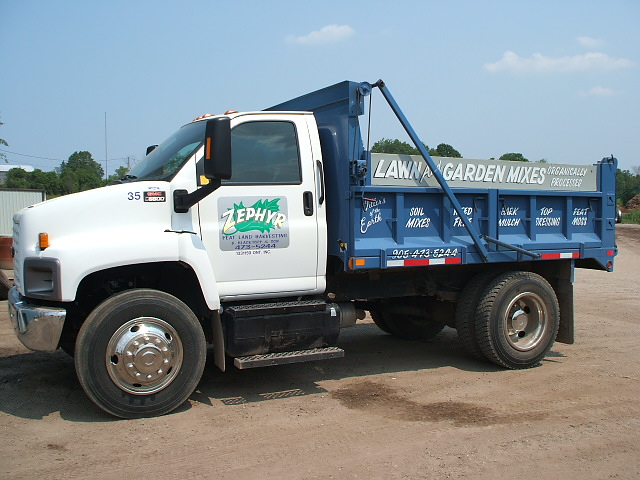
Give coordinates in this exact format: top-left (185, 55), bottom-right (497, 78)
top-left (112, 174), bottom-right (138, 185)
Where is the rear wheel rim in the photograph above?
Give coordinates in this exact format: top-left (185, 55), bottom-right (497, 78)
top-left (106, 317), bottom-right (183, 395)
top-left (503, 292), bottom-right (547, 351)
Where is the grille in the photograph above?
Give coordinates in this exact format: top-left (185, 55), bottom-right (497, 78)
top-left (12, 213), bottom-right (22, 291)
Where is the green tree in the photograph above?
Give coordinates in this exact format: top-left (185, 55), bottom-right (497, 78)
top-left (60, 170), bottom-right (79, 193)
top-left (372, 138), bottom-right (421, 155)
top-left (616, 168), bottom-right (640, 206)
top-left (433, 143), bottom-right (461, 158)
top-left (5, 168), bottom-right (30, 188)
top-left (372, 138), bottom-right (462, 157)
top-left (30, 169), bottom-right (63, 195)
top-left (60, 151), bottom-right (104, 193)
top-left (107, 165), bottom-right (131, 183)
top-left (499, 152), bottom-right (529, 162)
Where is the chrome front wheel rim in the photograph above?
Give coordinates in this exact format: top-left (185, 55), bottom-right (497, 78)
top-left (106, 317), bottom-right (183, 395)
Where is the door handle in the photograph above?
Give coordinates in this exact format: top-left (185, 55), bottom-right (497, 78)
top-left (316, 160), bottom-right (325, 205)
top-left (303, 191), bottom-right (314, 216)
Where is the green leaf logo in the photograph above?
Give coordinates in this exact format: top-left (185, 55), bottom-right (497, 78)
top-left (221, 198), bottom-right (287, 235)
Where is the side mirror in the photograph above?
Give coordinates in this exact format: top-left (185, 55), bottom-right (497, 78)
top-left (204, 117), bottom-right (232, 180)
top-left (146, 145), bottom-right (158, 156)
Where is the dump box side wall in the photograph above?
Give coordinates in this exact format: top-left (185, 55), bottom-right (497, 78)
top-left (351, 155), bottom-right (617, 271)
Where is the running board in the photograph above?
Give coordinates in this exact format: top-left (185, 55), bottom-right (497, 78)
top-left (234, 347), bottom-right (345, 370)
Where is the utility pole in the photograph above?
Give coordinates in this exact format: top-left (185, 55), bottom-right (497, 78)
top-left (104, 112), bottom-right (108, 179)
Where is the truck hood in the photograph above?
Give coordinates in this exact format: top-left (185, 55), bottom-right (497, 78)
top-left (13, 182), bottom-right (177, 298)
top-left (16, 181), bottom-right (173, 238)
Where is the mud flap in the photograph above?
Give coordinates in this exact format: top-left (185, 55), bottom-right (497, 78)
top-left (211, 311), bottom-right (226, 371)
top-left (554, 279), bottom-right (575, 345)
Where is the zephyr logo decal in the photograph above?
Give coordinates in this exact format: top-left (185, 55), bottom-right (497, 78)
top-left (218, 197), bottom-right (290, 252)
top-left (221, 198), bottom-right (287, 235)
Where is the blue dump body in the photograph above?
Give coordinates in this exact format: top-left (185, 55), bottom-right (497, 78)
top-left (269, 80), bottom-right (617, 273)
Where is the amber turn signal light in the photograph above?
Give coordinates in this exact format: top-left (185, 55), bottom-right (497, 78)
top-left (38, 232), bottom-right (50, 250)
top-left (348, 257), bottom-right (366, 269)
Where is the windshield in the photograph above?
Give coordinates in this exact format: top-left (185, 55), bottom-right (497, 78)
top-left (127, 121), bottom-right (206, 182)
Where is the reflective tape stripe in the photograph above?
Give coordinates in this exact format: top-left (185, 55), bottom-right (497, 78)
top-left (387, 257), bottom-right (462, 267)
top-left (540, 252), bottom-right (580, 259)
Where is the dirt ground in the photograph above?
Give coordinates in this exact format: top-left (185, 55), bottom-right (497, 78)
top-left (1, 226), bottom-right (639, 480)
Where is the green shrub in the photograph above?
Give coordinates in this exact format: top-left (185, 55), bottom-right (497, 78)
top-left (621, 209), bottom-right (640, 224)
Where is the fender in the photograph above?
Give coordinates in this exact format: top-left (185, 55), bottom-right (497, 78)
top-left (24, 226), bottom-right (221, 310)
top-left (176, 231), bottom-right (221, 310)
top-left (177, 232), bottom-right (225, 370)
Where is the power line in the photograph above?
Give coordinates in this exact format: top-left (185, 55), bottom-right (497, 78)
top-left (0, 149), bottom-right (67, 161)
top-left (0, 148), bottom-right (128, 163)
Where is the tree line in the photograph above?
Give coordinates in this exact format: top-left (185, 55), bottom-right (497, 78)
top-left (371, 138), bottom-right (536, 162)
top-left (1, 138), bottom-right (639, 209)
top-left (1, 151), bottom-right (129, 196)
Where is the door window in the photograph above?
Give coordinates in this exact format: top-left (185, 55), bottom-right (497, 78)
top-left (227, 121), bottom-right (301, 184)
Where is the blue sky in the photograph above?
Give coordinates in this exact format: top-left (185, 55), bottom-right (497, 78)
top-left (1, 0), bottom-right (638, 176)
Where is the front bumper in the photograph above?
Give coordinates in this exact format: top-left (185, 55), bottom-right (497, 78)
top-left (7, 287), bottom-right (66, 352)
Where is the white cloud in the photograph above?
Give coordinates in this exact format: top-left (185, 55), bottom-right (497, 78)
top-left (484, 50), bottom-right (634, 74)
top-left (579, 86), bottom-right (617, 97)
top-left (286, 24), bottom-right (356, 45)
top-left (577, 36), bottom-right (604, 48)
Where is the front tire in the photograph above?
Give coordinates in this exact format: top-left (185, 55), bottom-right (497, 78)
top-left (475, 272), bottom-right (559, 369)
top-left (75, 289), bottom-right (206, 418)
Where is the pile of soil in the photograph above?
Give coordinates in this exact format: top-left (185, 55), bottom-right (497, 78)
top-left (0, 270), bottom-right (12, 300)
top-left (625, 193), bottom-right (640, 211)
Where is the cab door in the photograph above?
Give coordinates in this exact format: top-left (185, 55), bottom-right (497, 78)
top-left (199, 113), bottom-right (325, 299)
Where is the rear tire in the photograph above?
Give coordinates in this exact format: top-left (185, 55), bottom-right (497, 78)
top-left (370, 310), bottom-right (393, 335)
top-left (371, 311), bottom-right (445, 341)
top-left (75, 289), bottom-right (206, 418)
top-left (455, 271), bottom-right (498, 359)
top-left (475, 272), bottom-right (559, 369)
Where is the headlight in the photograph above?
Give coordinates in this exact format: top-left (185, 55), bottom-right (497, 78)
top-left (23, 257), bottom-right (62, 300)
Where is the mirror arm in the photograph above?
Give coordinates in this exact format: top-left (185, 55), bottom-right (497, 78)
top-left (173, 179), bottom-right (222, 213)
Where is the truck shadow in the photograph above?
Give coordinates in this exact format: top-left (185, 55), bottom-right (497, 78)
top-left (0, 323), bottom-right (564, 421)
top-left (193, 323), bottom-right (547, 407)
top-left (0, 350), bottom-right (115, 422)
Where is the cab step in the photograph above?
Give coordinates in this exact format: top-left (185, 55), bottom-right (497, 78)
top-left (225, 299), bottom-right (326, 317)
top-left (233, 346), bottom-right (345, 370)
